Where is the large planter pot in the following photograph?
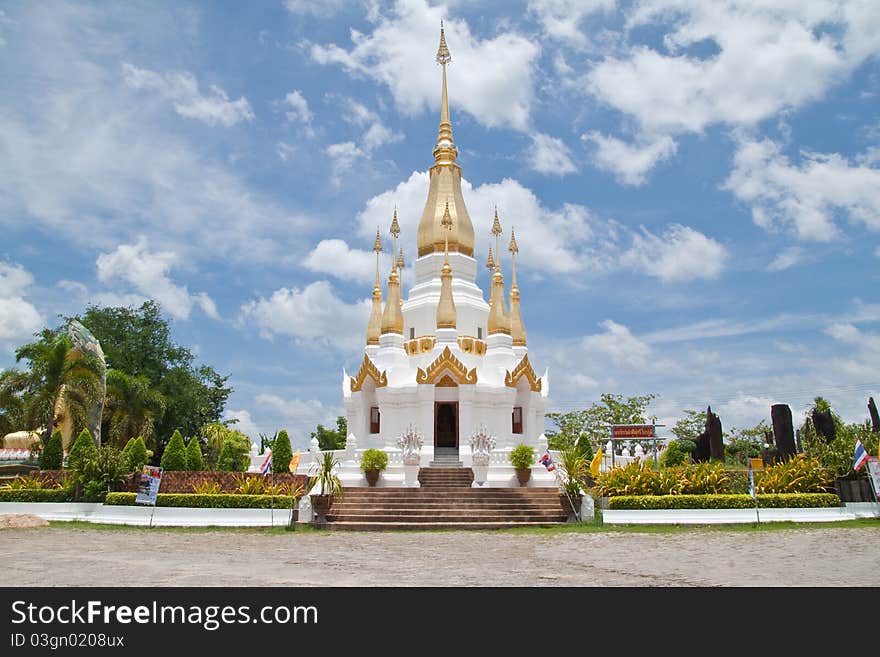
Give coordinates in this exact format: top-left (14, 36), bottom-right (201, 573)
top-left (364, 469), bottom-right (380, 487)
top-left (560, 493), bottom-right (582, 523)
top-left (310, 494), bottom-right (334, 525)
top-left (515, 468), bottom-right (531, 487)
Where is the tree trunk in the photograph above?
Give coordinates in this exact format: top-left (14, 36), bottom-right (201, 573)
top-left (869, 397), bottom-right (880, 434)
top-left (707, 405), bottom-right (724, 461)
top-left (771, 404), bottom-right (796, 461)
top-left (811, 408), bottom-right (836, 442)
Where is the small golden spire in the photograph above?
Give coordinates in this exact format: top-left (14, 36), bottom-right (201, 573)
top-left (366, 228), bottom-right (384, 345)
top-left (390, 206), bottom-right (401, 239)
top-left (491, 206), bottom-right (503, 272)
top-left (436, 198), bottom-right (456, 329)
top-left (508, 226), bottom-right (526, 346)
top-left (441, 200), bottom-right (453, 261)
top-left (436, 18), bottom-right (451, 65)
top-left (397, 247), bottom-right (405, 271)
top-left (381, 267), bottom-right (403, 335)
top-left (486, 246), bottom-right (495, 272)
top-left (487, 268), bottom-right (510, 336)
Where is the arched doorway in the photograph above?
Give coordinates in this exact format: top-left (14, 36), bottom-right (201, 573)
top-left (434, 402), bottom-right (458, 448)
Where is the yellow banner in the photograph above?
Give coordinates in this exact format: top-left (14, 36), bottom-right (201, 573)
top-left (289, 450), bottom-right (301, 474)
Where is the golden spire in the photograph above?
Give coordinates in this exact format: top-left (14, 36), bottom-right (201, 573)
top-left (508, 227), bottom-right (526, 346)
top-left (390, 206), bottom-right (400, 268)
top-left (416, 21), bottom-right (474, 259)
top-left (381, 266), bottom-right (403, 336)
top-left (366, 227), bottom-right (383, 345)
top-left (436, 199), bottom-right (456, 329)
top-left (491, 206), bottom-right (503, 271)
top-left (487, 268), bottom-right (510, 336)
top-left (486, 246), bottom-right (495, 272)
top-left (397, 247), bottom-right (405, 271)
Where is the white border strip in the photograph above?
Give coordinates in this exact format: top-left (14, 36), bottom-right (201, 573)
top-left (602, 504), bottom-right (879, 525)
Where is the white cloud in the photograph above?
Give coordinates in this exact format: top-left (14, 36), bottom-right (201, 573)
top-left (620, 224), bottom-right (727, 282)
top-left (0, 262), bottom-right (43, 346)
top-left (276, 141), bottom-right (296, 162)
top-left (310, 0), bottom-right (540, 130)
top-left (281, 89), bottom-right (312, 124)
top-left (283, 0), bottom-right (347, 16)
top-left (222, 409), bottom-right (262, 443)
top-left (582, 132), bottom-right (677, 185)
top-left (581, 319), bottom-right (652, 370)
top-left (723, 137), bottom-right (880, 242)
top-left (340, 98), bottom-right (403, 151)
top-left (240, 281), bottom-right (370, 349)
top-left (96, 238), bottom-right (219, 320)
top-left (767, 246), bottom-right (803, 272)
top-left (325, 141), bottom-right (366, 181)
top-left (875, 245), bottom-right (880, 258)
top-left (304, 239), bottom-right (393, 282)
top-left (528, 0), bottom-right (615, 48)
top-left (255, 393), bottom-right (343, 450)
top-left (122, 62), bottom-right (254, 127)
top-left (531, 133), bottom-right (577, 175)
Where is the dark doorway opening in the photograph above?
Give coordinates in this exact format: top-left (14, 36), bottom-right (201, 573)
top-left (434, 402), bottom-right (458, 448)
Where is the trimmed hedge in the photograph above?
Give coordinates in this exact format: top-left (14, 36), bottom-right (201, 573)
top-left (0, 489), bottom-right (73, 503)
top-left (608, 493), bottom-right (841, 510)
top-left (104, 492), bottom-right (297, 509)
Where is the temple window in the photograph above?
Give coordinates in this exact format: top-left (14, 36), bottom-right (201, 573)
top-left (370, 407), bottom-right (380, 434)
top-left (512, 406), bottom-right (523, 434)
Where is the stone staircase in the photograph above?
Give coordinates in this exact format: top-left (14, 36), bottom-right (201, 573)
top-left (429, 447), bottom-right (462, 467)
top-left (323, 465), bottom-right (568, 530)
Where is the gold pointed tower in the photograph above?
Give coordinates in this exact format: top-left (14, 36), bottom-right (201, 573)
top-left (416, 20), bottom-right (475, 258)
top-left (381, 212), bottom-right (404, 335)
top-left (487, 208), bottom-right (510, 335)
top-left (436, 201), bottom-right (457, 329)
top-left (366, 227), bottom-right (384, 345)
top-left (508, 227), bottom-right (527, 346)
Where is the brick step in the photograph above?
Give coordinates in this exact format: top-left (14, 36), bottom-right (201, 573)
top-left (323, 521), bottom-right (567, 531)
top-left (327, 512), bottom-right (567, 522)
top-left (331, 502), bottom-right (564, 510)
top-left (340, 492), bottom-right (561, 499)
top-left (342, 487), bottom-right (560, 494)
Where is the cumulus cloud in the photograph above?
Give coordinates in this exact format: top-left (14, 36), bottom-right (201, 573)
top-left (723, 138), bottom-right (880, 242)
top-left (531, 133), bottom-right (577, 175)
top-left (280, 89), bottom-right (312, 124)
top-left (581, 320), bottom-right (653, 370)
top-left (122, 62), bottom-right (254, 127)
top-left (240, 281), bottom-right (370, 349)
top-left (255, 393), bottom-right (343, 449)
top-left (310, 0), bottom-right (540, 130)
top-left (0, 262), bottom-right (43, 346)
top-left (304, 239), bottom-right (394, 282)
top-left (222, 408), bottom-right (262, 442)
top-left (528, 0), bottom-right (615, 48)
top-left (620, 224), bottom-right (727, 282)
top-left (96, 238), bottom-right (219, 320)
top-left (582, 132), bottom-right (677, 185)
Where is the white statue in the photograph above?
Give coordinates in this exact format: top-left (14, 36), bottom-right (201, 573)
top-left (469, 425), bottom-right (496, 467)
top-left (396, 424), bottom-right (424, 466)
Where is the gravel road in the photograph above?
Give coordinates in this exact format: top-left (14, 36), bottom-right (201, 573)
top-left (1, 524), bottom-right (878, 587)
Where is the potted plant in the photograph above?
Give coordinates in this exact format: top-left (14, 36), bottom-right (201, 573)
top-left (360, 448), bottom-right (388, 487)
top-left (559, 448), bottom-right (588, 522)
top-left (509, 444), bottom-right (535, 487)
top-left (309, 451), bottom-right (344, 525)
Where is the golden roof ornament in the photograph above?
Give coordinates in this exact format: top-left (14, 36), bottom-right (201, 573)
top-left (381, 267), bottom-right (404, 335)
top-left (397, 247), bottom-right (405, 271)
top-left (508, 226), bottom-right (526, 346)
top-left (366, 228), bottom-right (384, 345)
top-left (436, 197), bottom-right (456, 329)
top-left (436, 18), bottom-right (451, 65)
top-left (487, 268), bottom-right (510, 336)
top-left (486, 246), bottom-right (495, 272)
top-left (373, 226), bottom-right (383, 253)
top-left (508, 227), bottom-right (518, 255)
top-left (491, 206), bottom-right (503, 273)
top-left (390, 206), bottom-right (401, 239)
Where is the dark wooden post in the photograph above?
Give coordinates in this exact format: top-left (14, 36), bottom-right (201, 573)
top-left (707, 405), bottom-right (724, 462)
top-left (771, 404), bottom-right (796, 461)
top-left (811, 407), bottom-right (836, 442)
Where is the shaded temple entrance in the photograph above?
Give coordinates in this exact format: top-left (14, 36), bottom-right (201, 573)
top-left (434, 402), bottom-right (458, 448)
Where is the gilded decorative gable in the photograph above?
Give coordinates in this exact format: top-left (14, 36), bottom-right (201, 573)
top-left (416, 346), bottom-right (477, 385)
top-left (350, 354), bottom-right (388, 392)
top-left (504, 354), bottom-right (541, 392)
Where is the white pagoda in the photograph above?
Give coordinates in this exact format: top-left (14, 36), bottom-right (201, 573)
top-left (338, 23), bottom-right (552, 487)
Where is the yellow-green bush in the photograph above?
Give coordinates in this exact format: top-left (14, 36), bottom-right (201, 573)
top-left (608, 493), bottom-right (840, 509)
top-left (595, 461), bottom-right (737, 497)
top-left (756, 455), bottom-right (832, 493)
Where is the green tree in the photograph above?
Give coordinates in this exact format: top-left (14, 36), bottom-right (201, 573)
top-left (73, 444), bottom-right (128, 502)
top-left (186, 436), bottom-right (205, 471)
top-left (104, 369), bottom-right (166, 448)
top-left (546, 393), bottom-right (657, 454)
top-left (271, 429), bottom-right (293, 474)
top-left (121, 436), bottom-right (149, 472)
top-left (68, 428), bottom-right (97, 472)
top-left (39, 430), bottom-right (63, 470)
top-left (725, 420), bottom-right (769, 467)
top-left (14, 332), bottom-right (104, 443)
top-left (671, 410), bottom-right (707, 443)
top-left (217, 431), bottom-right (250, 472)
top-left (160, 430), bottom-right (187, 471)
top-left (311, 416), bottom-right (347, 451)
top-left (0, 369), bottom-right (28, 437)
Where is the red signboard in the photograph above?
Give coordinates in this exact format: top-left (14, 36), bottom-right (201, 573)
top-left (611, 425), bottom-right (655, 439)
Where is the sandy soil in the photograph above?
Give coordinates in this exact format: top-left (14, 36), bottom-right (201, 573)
top-left (0, 514), bottom-right (48, 529)
top-left (1, 525), bottom-right (877, 586)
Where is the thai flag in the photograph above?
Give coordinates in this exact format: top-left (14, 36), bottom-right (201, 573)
top-left (853, 439), bottom-right (869, 472)
top-left (260, 449), bottom-right (273, 476)
top-left (539, 451), bottom-right (555, 472)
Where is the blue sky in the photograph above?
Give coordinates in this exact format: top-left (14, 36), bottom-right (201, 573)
top-left (1, 0), bottom-right (878, 449)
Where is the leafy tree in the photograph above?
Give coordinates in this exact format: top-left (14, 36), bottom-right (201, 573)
top-left (311, 416), bottom-right (347, 451)
top-left (160, 430), bottom-right (187, 471)
top-left (546, 393), bottom-right (657, 454)
top-left (0, 369), bottom-right (28, 437)
top-left (186, 436), bottom-right (205, 471)
top-left (68, 428), bottom-right (97, 472)
top-left (671, 410), bottom-right (707, 443)
top-left (13, 332), bottom-right (104, 443)
top-left (659, 439), bottom-right (695, 467)
top-left (259, 431), bottom-right (277, 454)
top-left (724, 420), bottom-right (769, 467)
top-left (121, 436), bottom-right (149, 472)
top-left (272, 429), bottom-right (293, 474)
top-left (39, 430), bottom-right (63, 470)
top-left (200, 422), bottom-right (251, 469)
top-left (73, 444), bottom-right (128, 502)
top-left (104, 370), bottom-right (166, 448)
top-left (217, 431), bottom-right (251, 472)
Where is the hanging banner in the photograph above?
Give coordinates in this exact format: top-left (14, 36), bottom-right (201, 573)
top-left (611, 425), bottom-right (655, 439)
top-left (135, 465), bottom-right (163, 506)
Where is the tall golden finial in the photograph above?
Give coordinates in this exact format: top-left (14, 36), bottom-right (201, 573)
top-left (397, 247), bottom-right (405, 271)
top-left (436, 195), bottom-right (456, 330)
top-left (437, 18), bottom-right (451, 65)
top-left (486, 246), bottom-right (495, 272)
top-left (508, 226), bottom-right (526, 346)
top-left (508, 227), bottom-right (518, 285)
top-left (433, 19), bottom-right (456, 166)
top-left (491, 206), bottom-right (503, 271)
top-left (373, 226), bottom-right (382, 285)
top-left (366, 227), bottom-right (384, 345)
top-left (389, 206), bottom-right (400, 272)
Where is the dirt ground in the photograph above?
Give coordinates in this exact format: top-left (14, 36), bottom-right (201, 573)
top-left (2, 523), bottom-right (878, 586)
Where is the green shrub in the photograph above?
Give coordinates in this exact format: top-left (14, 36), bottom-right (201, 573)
top-left (3, 476), bottom-right (59, 491)
top-left (235, 473), bottom-right (268, 495)
top-left (0, 488), bottom-right (73, 503)
top-left (660, 439), bottom-right (695, 467)
top-left (67, 429), bottom-right (96, 472)
top-left (559, 448), bottom-right (589, 496)
top-left (160, 430), bottom-right (187, 471)
top-left (191, 481), bottom-right (223, 495)
top-left (596, 461), bottom-right (738, 497)
top-left (607, 493), bottom-right (841, 510)
top-left (271, 430), bottom-right (293, 475)
top-left (756, 455), bottom-right (833, 493)
top-left (360, 448), bottom-right (388, 472)
top-left (121, 437), bottom-right (149, 473)
top-left (509, 444), bottom-right (535, 470)
top-left (186, 437), bottom-right (205, 471)
top-left (104, 492), bottom-right (297, 508)
top-left (217, 433), bottom-right (250, 472)
top-left (39, 431), bottom-right (63, 470)
top-left (72, 445), bottom-right (128, 502)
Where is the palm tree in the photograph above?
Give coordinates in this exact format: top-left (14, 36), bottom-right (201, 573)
top-left (0, 369), bottom-right (28, 437)
top-left (104, 369), bottom-right (166, 448)
top-left (15, 334), bottom-right (104, 444)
